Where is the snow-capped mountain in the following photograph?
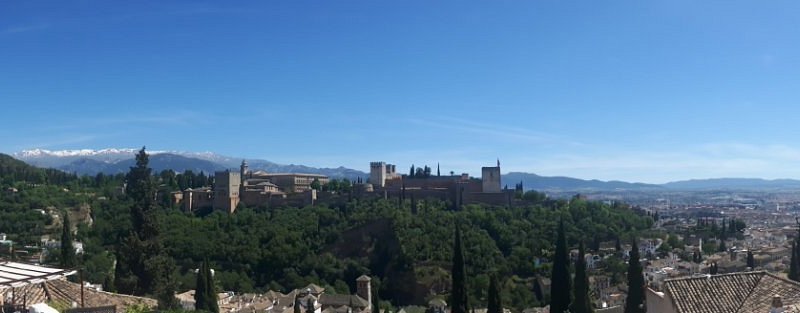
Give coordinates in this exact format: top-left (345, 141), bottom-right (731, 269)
top-left (12, 148), bottom-right (367, 180)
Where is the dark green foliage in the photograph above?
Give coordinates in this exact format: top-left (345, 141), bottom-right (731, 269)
top-left (790, 240), bottom-right (800, 282)
top-left (747, 251), bottom-right (755, 269)
top-left (487, 275), bottom-right (502, 313)
top-left (0, 153), bottom-right (77, 185)
top-left (372, 279), bottom-right (380, 313)
top-left (0, 152), bottom-right (653, 311)
top-left (115, 147), bottom-right (177, 305)
top-left (624, 239), bottom-right (645, 313)
top-left (195, 260), bottom-right (209, 311)
top-left (709, 263), bottom-right (718, 275)
top-left (207, 260), bottom-right (219, 313)
top-left (451, 226), bottom-right (469, 313)
top-left (718, 240), bottom-right (726, 252)
top-left (60, 211), bottom-right (77, 269)
top-left (550, 220), bottom-right (571, 313)
top-left (571, 242), bottom-right (593, 313)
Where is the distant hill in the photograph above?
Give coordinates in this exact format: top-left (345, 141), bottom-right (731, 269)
top-left (502, 172), bottom-right (661, 191)
top-left (661, 178), bottom-right (800, 190)
top-left (13, 149), bottom-right (367, 180)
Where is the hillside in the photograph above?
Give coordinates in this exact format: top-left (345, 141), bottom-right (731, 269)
top-left (502, 172), bottom-right (661, 191)
top-left (662, 178), bottom-right (800, 190)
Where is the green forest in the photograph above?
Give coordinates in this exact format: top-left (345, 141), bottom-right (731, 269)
top-left (0, 152), bottom-right (654, 311)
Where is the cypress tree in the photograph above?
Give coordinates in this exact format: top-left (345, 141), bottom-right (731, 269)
top-left (550, 220), bottom-right (571, 313)
top-left (451, 225), bottom-right (468, 313)
top-left (194, 260), bottom-right (209, 311)
top-left (487, 275), bottom-right (502, 313)
top-left (206, 259), bottom-right (219, 313)
top-left (718, 240), bottom-right (726, 252)
top-left (372, 279), bottom-right (380, 313)
top-left (60, 211), bottom-right (77, 269)
top-left (571, 242), bottom-right (593, 313)
top-left (294, 296), bottom-right (302, 313)
top-left (746, 251), bottom-right (755, 269)
top-left (790, 240), bottom-right (800, 281)
top-left (624, 239), bottom-right (645, 313)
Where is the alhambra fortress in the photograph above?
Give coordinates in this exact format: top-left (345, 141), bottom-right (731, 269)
top-left (174, 160), bottom-right (516, 213)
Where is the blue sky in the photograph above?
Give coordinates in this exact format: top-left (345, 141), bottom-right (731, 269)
top-left (2, 1), bottom-right (800, 183)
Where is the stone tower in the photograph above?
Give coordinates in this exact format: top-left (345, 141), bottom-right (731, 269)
top-left (213, 170), bottom-right (241, 213)
top-left (369, 162), bottom-right (387, 188)
top-left (240, 160), bottom-right (249, 183)
top-left (356, 275), bottom-right (372, 305)
top-left (481, 159), bottom-right (501, 193)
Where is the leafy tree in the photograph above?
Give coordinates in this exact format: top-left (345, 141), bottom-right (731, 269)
top-left (550, 220), bottom-right (571, 313)
top-left (624, 239), bottom-right (645, 313)
top-left (487, 274), bottom-right (502, 313)
top-left (451, 225), bottom-right (468, 313)
top-left (311, 178), bottom-right (321, 191)
top-left (60, 211), bottom-right (77, 269)
top-left (571, 242), bottom-right (593, 313)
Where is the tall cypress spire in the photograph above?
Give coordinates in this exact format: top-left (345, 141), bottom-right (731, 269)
top-left (451, 225), bottom-right (468, 313)
top-left (571, 242), bottom-right (593, 313)
top-left (550, 219), bottom-right (571, 313)
top-left (624, 239), bottom-right (645, 313)
top-left (487, 275), bottom-right (502, 313)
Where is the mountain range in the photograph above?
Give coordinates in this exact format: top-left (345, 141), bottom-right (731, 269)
top-left (11, 149), bottom-right (800, 191)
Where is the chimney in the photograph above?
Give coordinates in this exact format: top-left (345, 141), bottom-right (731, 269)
top-left (770, 295), bottom-right (784, 313)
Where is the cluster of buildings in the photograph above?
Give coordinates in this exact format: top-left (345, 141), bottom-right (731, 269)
top-left (177, 275), bottom-right (374, 313)
top-left (175, 160), bottom-right (514, 213)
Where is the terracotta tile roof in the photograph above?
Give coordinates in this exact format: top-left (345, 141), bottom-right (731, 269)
top-left (664, 271), bottom-right (800, 313)
top-left (9, 279), bottom-right (155, 311)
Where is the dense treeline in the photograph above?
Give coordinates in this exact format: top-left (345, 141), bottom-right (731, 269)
top-left (0, 152), bottom-right (653, 311)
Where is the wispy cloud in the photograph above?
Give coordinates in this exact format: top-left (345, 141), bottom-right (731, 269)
top-left (2, 23), bottom-right (49, 34)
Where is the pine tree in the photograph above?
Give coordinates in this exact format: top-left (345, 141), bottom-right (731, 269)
top-left (550, 220), bottom-right (571, 313)
top-left (571, 242), bottom-right (593, 313)
top-left (487, 275), bottom-right (502, 313)
top-left (116, 147), bottom-right (178, 303)
top-left (60, 211), bottom-right (77, 269)
top-left (746, 251), bottom-right (755, 269)
top-left (624, 239), bottom-right (645, 313)
top-left (451, 225), bottom-right (469, 313)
